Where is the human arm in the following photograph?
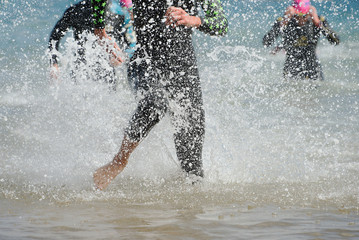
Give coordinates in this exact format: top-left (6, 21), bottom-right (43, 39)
top-left (120, 1), bottom-right (137, 59)
top-left (94, 28), bottom-right (124, 66)
top-left (165, 0), bottom-right (228, 36)
top-left (49, 63), bottom-right (59, 81)
top-left (165, 7), bottom-right (202, 28)
top-left (308, 6), bottom-right (321, 27)
top-left (48, 7), bottom-right (74, 66)
top-left (263, 17), bottom-right (283, 47)
top-left (91, 0), bottom-right (124, 65)
top-left (48, 6), bottom-right (77, 81)
top-left (110, 1), bottom-right (136, 59)
top-left (92, 0), bottom-right (107, 29)
top-left (281, 6), bottom-right (295, 27)
top-left (123, 15), bottom-right (137, 59)
top-left (319, 16), bottom-right (340, 45)
top-left (197, 0), bottom-right (228, 36)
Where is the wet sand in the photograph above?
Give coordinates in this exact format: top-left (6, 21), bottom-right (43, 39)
top-left (1, 181), bottom-right (358, 240)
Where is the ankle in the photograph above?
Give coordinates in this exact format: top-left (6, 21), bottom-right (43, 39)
top-left (113, 155), bottom-right (127, 167)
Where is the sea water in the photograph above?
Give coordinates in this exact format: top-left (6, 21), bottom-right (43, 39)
top-left (1, 0), bottom-right (359, 239)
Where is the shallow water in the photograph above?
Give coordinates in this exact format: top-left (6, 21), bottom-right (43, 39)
top-left (1, 0), bottom-right (359, 239)
top-left (1, 199), bottom-right (359, 240)
top-left (1, 178), bottom-right (359, 240)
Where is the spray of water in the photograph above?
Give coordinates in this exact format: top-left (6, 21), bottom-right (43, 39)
top-left (1, 0), bottom-right (358, 210)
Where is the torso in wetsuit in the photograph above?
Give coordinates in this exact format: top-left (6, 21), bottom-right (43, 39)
top-left (91, 0), bottom-right (228, 177)
top-left (263, 15), bottom-right (339, 80)
top-left (48, 0), bottom-right (124, 65)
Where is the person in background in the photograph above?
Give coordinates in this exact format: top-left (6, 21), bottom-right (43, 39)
top-left (48, 0), bottom-right (136, 88)
top-left (263, 0), bottom-right (340, 80)
top-left (110, 0), bottom-right (136, 59)
top-left (90, 0), bottom-right (228, 190)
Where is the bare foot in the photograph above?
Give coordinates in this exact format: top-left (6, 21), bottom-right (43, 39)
top-left (93, 137), bottom-right (139, 190)
top-left (93, 162), bottom-right (125, 190)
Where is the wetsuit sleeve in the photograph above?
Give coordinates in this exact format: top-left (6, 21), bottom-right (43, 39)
top-left (262, 17), bottom-right (282, 47)
top-left (198, 0), bottom-right (228, 36)
top-left (320, 16), bottom-right (340, 45)
top-left (110, 1), bottom-right (137, 59)
top-left (118, 1), bottom-right (136, 58)
top-left (123, 10), bottom-right (137, 58)
top-left (91, 0), bottom-right (107, 29)
top-left (48, 7), bottom-right (74, 65)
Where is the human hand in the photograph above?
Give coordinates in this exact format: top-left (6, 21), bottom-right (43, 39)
top-left (109, 42), bottom-right (124, 67)
top-left (94, 28), bottom-right (108, 40)
top-left (271, 46), bottom-right (283, 55)
top-left (94, 28), bottom-right (124, 66)
top-left (165, 6), bottom-right (201, 28)
top-left (50, 63), bottom-right (59, 81)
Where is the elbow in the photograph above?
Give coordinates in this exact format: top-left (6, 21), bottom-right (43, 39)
top-left (330, 34), bottom-right (340, 45)
top-left (262, 34), bottom-right (274, 48)
top-left (263, 40), bottom-right (270, 48)
top-left (333, 39), bottom-right (340, 46)
top-left (212, 18), bottom-right (229, 36)
top-left (220, 19), bottom-right (229, 36)
top-left (262, 36), bottom-right (269, 47)
top-left (198, 16), bottom-right (228, 36)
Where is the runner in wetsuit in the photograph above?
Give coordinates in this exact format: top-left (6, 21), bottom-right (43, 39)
top-left (263, 0), bottom-right (340, 80)
top-left (48, 0), bottom-right (136, 87)
top-left (91, 0), bottom-right (228, 190)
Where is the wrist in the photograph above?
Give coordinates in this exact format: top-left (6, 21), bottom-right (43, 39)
top-left (192, 16), bottom-right (201, 28)
top-left (192, 16), bottom-right (203, 28)
top-left (94, 28), bottom-right (106, 39)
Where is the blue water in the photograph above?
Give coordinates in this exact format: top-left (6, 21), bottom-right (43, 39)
top-left (0, 1), bottom-right (359, 239)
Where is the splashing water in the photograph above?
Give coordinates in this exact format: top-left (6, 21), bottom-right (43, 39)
top-left (1, 1), bottom-right (359, 239)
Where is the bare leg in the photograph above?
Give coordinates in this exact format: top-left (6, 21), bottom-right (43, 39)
top-left (93, 136), bottom-right (139, 190)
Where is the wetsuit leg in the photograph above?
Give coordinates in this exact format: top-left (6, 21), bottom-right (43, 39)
top-left (166, 64), bottom-right (205, 177)
top-left (284, 50), bottom-right (323, 80)
top-left (93, 61), bottom-right (117, 89)
top-left (125, 60), bottom-right (168, 142)
top-left (284, 54), bottom-right (301, 79)
top-left (305, 52), bottom-right (324, 80)
top-left (125, 57), bottom-right (205, 177)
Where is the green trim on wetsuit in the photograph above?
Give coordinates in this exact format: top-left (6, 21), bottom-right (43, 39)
top-left (91, 0), bottom-right (107, 28)
top-left (90, 0), bottom-right (228, 178)
top-left (91, 0), bottom-right (228, 35)
top-left (198, 0), bottom-right (228, 36)
top-left (49, 0), bottom-right (126, 65)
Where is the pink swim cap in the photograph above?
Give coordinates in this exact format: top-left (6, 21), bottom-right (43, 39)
top-left (293, 0), bottom-right (311, 14)
top-left (120, 0), bottom-right (133, 9)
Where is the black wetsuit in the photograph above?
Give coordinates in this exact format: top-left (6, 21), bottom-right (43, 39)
top-left (91, 0), bottom-right (228, 177)
top-left (48, 0), bottom-right (125, 86)
top-left (263, 16), bottom-right (339, 80)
